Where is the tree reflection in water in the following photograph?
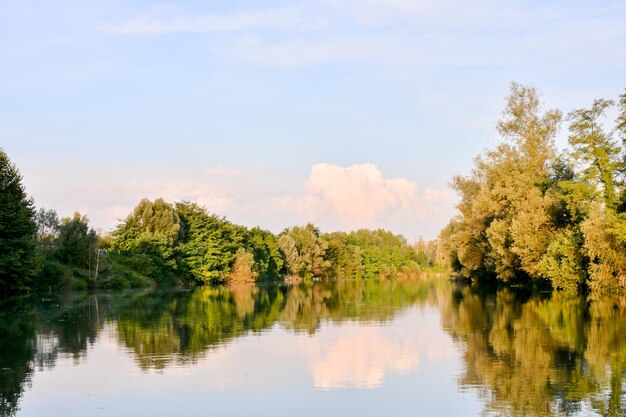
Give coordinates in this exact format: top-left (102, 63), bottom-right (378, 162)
top-left (442, 284), bottom-right (626, 416)
top-left (1, 277), bottom-right (625, 417)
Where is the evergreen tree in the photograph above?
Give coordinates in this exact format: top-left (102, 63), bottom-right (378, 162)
top-left (0, 148), bottom-right (37, 293)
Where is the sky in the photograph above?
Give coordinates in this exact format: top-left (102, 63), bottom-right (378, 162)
top-left (1, 0), bottom-right (625, 240)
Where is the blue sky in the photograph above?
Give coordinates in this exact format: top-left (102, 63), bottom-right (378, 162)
top-left (1, 0), bottom-right (625, 239)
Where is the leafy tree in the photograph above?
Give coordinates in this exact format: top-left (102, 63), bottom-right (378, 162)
top-left (581, 206), bottom-right (626, 294)
top-left (175, 201), bottom-right (243, 283)
top-left (34, 208), bottom-right (60, 256)
top-left (568, 99), bottom-right (621, 209)
top-left (244, 227), bottom-right (283, 280)
top-left (341, 229), bottom-right (421, 278)
top-left (0, 148), bottom-right (38, 293)
top-left (226, 248), bottom-right (258, 285)
top-left (615, 90), bottom-right (626, 214)
top-left (441, 84), bottom-right (626, 294)
top-left (56, 212), bottom-right (98, 270)
top-left (112, 198), bottom-right (182, 281)
top-left (322, 231), bottom-right (364, 279)
top-left (444, 83), bottom-right (561, 283)
top-left (279, 224), bottom-right (329, 281)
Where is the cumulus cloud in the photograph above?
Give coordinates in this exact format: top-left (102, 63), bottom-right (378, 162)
top-left (292, 163), bottom-right (455, 237)
top-left (25, 162), bottom-right (454, 239)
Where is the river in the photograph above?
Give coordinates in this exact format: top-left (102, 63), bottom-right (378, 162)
top-left (1, 276), bottom-right (625, 416)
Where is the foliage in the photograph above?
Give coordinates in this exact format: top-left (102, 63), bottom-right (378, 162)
top-left (323, 229), bottom-right (424, 279)
top-left (110, 200), bottom-right (285, 285)
top-left (175, 201), bottom-right (241, 283)
top-left (279, 224), bottom-right (330, 281)
top-left (111, 198), bottom-right (181, 282)
top-left (56, 213), bottom-right (98, 269)
top-left (441, 83), bottom-right (626, 294)
top-left (0, 148), bottom-right (38, 293)
top-left (245, 227), bottom-right (283, 281)
top-left (581, 206), bottom-right (626, 294)
top-left (34, 208), bottom-right (59, 256)
top-left (226, 248), bottom-right (258, 285)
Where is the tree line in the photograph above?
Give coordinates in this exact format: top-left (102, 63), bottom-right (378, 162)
top-left (0, 149), bottom-right (442, 294)
top-left (440, 83), bottom-right (626, 294)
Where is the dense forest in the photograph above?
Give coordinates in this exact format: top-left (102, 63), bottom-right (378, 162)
top-left (440, 83), bottom-right (626, 294)
top-left (0, 149), bottom-right (443, 294)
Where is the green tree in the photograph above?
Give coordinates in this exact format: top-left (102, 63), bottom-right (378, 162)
top-left (581, 205), bottom-right (626, 294)
top-left (443, 83), bottom-right (561, 283)
top-left (175, 201), bottom-right (243, 283)
top-left (279, 224), bottom-right (329, 281)
top-left (616, 90), bottom-right (626, 213)
top-left (112, 198), bottom-right (182, 282)
top-left (56, 212), bottom-right (98, 270)
top-left (34, 208), bottom-right (60, 256)
top-left (244, 227), bottom-right (284, 280)
top-left (568, 99), bottom-right (621, 209)
top-left (0, 148), bottom-right (37, 293)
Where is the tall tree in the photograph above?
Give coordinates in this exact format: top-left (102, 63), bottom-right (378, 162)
top-left (34, 208), bottom-right (60, 256)
top-left (616, 90), bottom-right (626, 213)
top-left (444, 83), bottom-right (561, 283)
top-left (0, 148), bottom-right (37, 293)
top-left (568, 99), bottom-right (621, 209)
top-left (56, 212), bottom-right (98, 270)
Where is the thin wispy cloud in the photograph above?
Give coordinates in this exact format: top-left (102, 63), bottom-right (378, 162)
top-left (234, 35), bottom-right (390, 66)
top-left (103, 9), bottom-right (328, 34)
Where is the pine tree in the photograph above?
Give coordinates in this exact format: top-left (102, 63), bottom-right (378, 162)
top-left (0, 148), bottom-right (37, 293)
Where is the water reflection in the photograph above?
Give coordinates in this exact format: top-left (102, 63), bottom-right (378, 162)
top-left (0, 293), bottom-right (111, 416)
top-left (1, 278), bottom-right (625, 416)
top-left (114, 279), bottom-right (436, 369)
top-left (443, 285), bottom-right (626, 416)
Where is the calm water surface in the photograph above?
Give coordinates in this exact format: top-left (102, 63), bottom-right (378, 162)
top-left (1, 277), bottom-right (625, 416)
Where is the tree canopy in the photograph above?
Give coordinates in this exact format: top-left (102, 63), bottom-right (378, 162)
top-left (0, 148), bottom-right (37, 293)
top-left (441, 84), bottom-right (626, 294)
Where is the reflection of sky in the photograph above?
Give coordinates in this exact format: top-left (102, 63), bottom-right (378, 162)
top-left (17, 306), bottom-right (481, 417)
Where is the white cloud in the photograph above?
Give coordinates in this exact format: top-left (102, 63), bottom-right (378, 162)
top-left (25, 162), bottom-right (455, 239)
top-left (103, 9), bottom-right (327, 34)
top-left (307, 325), bottom-right (419, 389)
top-left (290, 163), bottom-right (455, 237)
